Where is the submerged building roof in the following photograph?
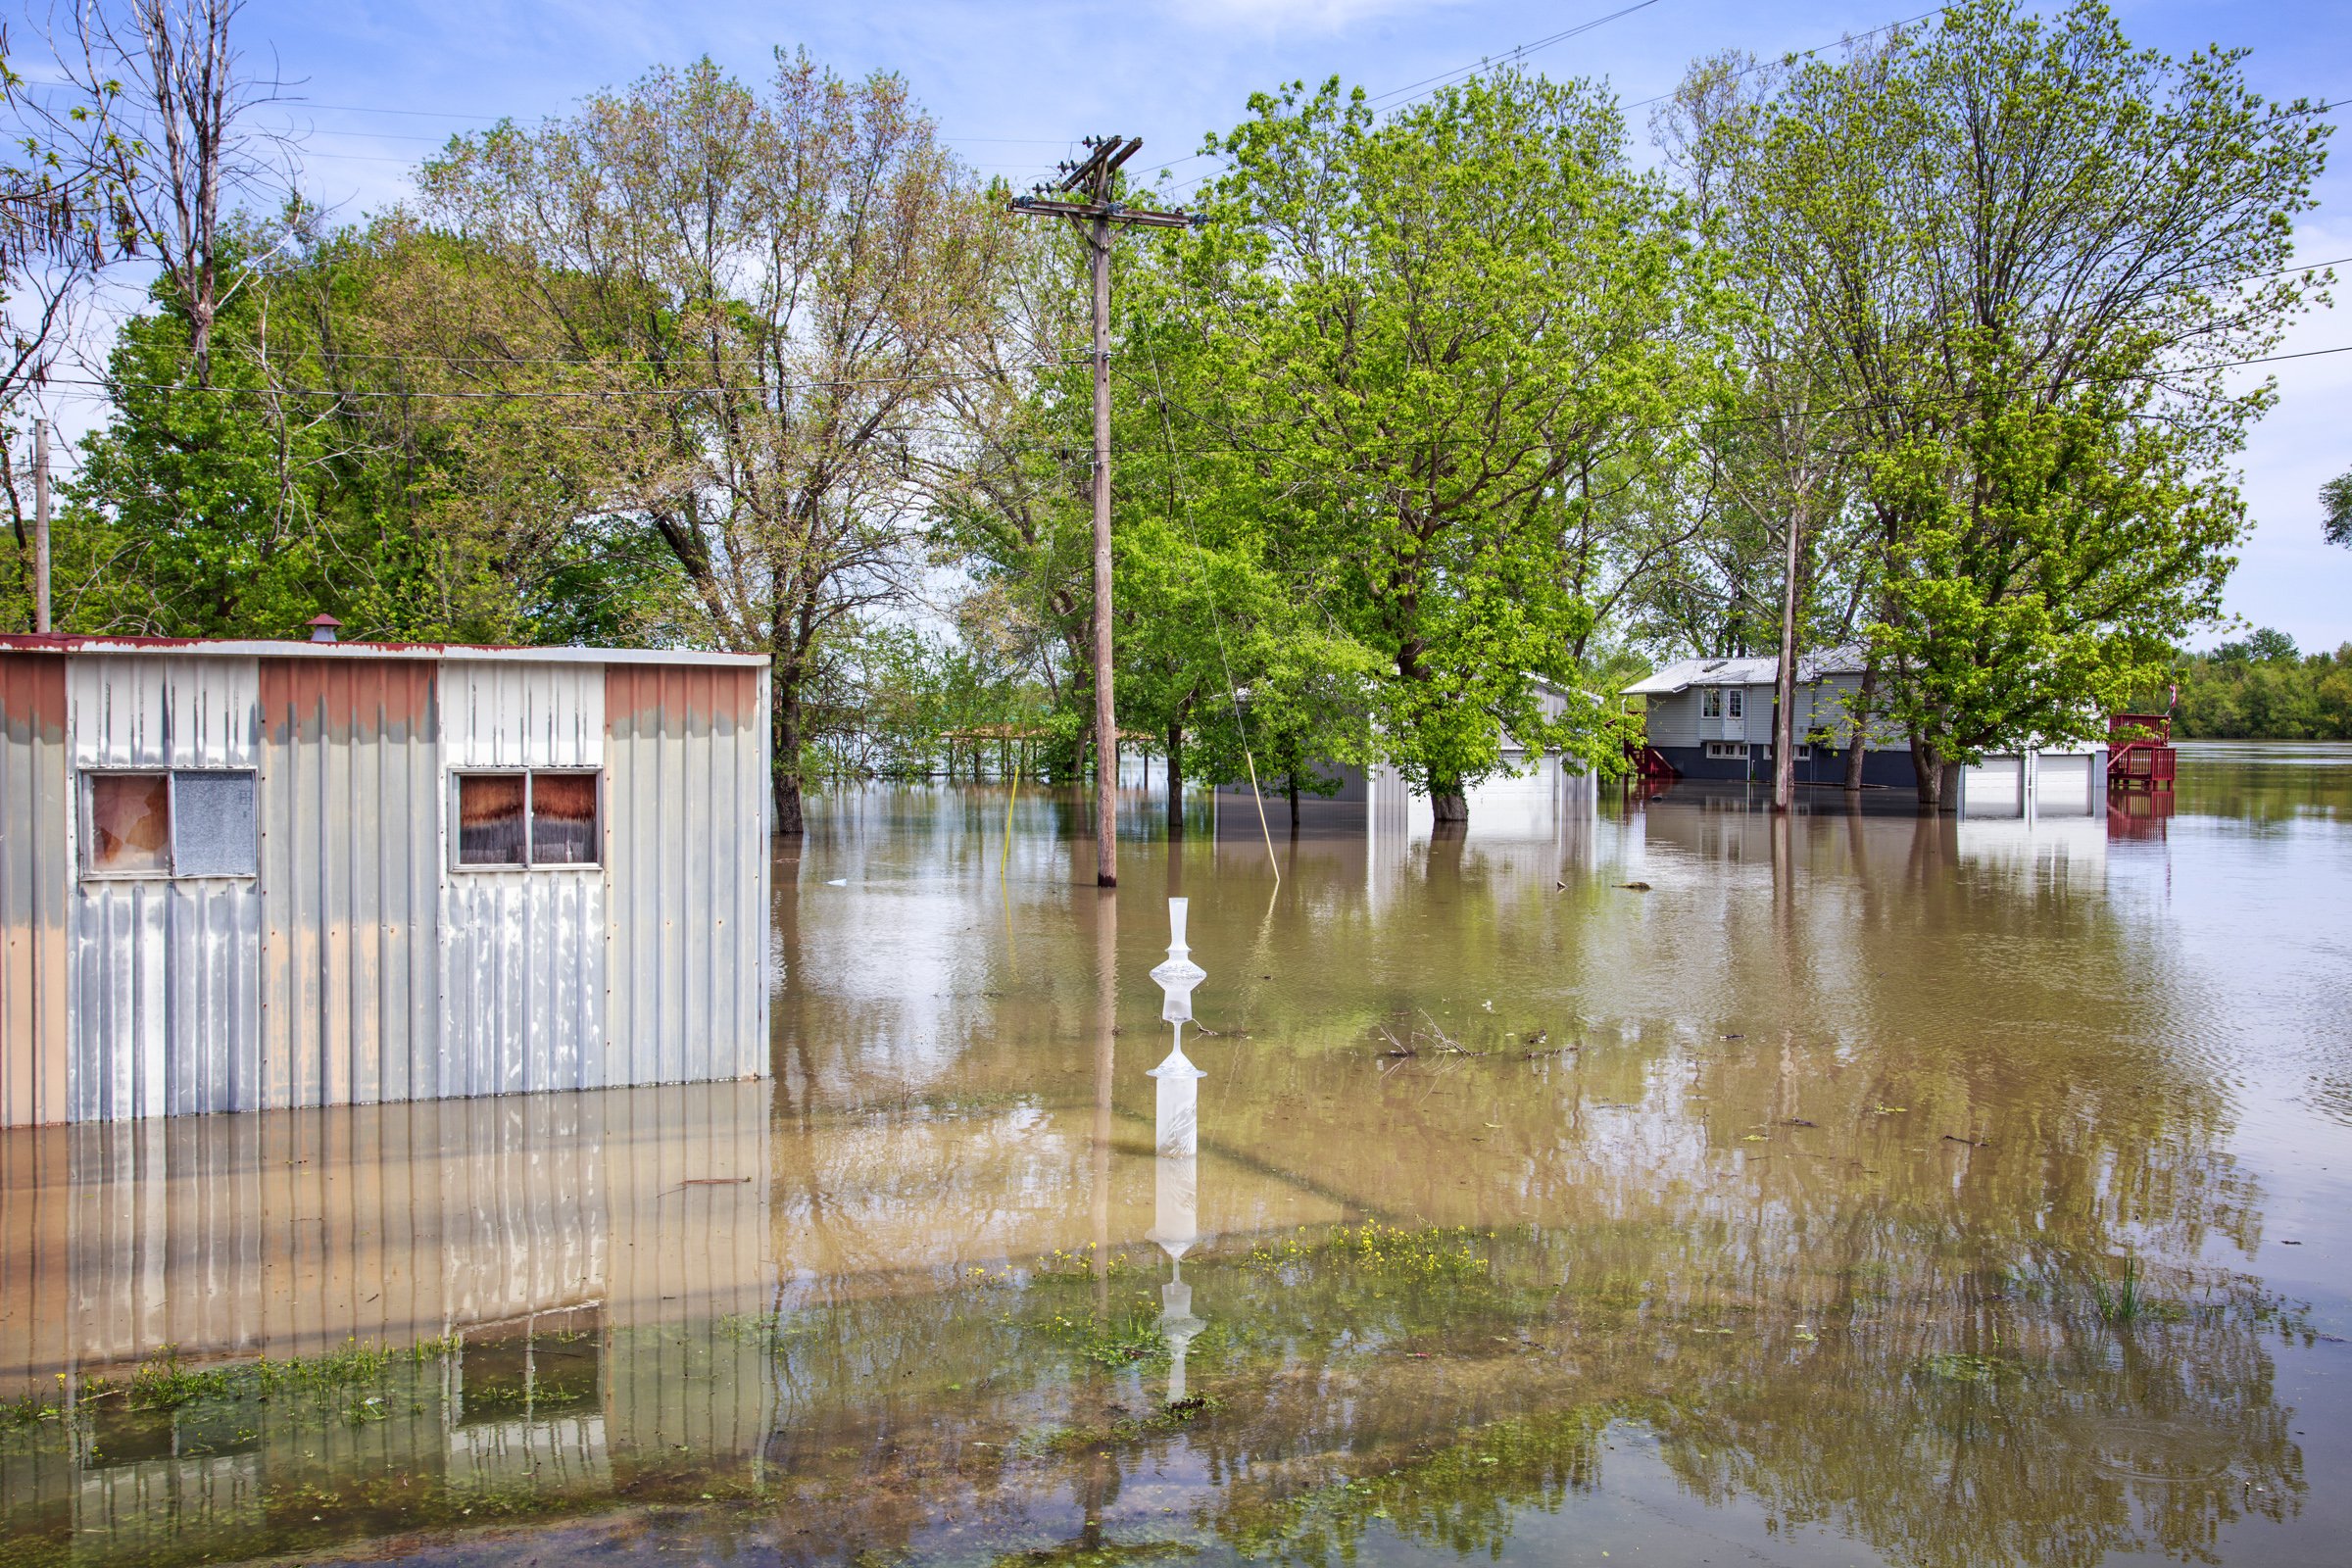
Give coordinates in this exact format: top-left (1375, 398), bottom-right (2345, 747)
top-left (1621, 646), bottom-right (1869, 697)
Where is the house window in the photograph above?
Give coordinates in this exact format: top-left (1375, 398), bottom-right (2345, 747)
top-left (1700, 689), bottom-right (1723, 719)
top-left (81, 770), bottom-right (257, 878)
top-left (455, 772), bottom-right (601, 868)
top-left (1727, 690), bottom-right (1744, 720)
top-left (1704, 741), bottom-right (1750, 760)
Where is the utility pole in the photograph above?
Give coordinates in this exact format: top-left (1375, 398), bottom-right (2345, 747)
top-left (1011, 136), bottom-right (1202, 888)
top-left (32, 418), bottom-right (52, 634)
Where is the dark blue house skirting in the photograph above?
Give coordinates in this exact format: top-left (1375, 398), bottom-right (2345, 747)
top-left (1654, 745), bottom-right (1919, 788)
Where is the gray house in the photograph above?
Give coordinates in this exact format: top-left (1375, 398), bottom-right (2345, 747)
top-left (1624, 652), bottom-right (2104, 810)
top-left (1623, 650), bottom-right (1906, 784)
top-left (0, 634), bottom-right (770, 1129)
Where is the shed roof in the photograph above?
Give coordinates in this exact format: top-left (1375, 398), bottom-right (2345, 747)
top-left (0, 633), bottom-right (768, 667)
top-left (1621, 645), bottom-right (1868, 697)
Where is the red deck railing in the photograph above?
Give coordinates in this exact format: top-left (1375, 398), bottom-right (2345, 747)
top-left (1623, 739), bottom-right (1679, 781)
top-left (2107, 712), bottom-right (2177, 793)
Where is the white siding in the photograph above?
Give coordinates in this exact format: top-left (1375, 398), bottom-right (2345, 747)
top-left (1643, 691), bottom-right (1702, 748)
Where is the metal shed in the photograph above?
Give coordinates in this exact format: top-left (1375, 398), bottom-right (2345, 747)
top-left (0, 636), bottom-right (771, 1128)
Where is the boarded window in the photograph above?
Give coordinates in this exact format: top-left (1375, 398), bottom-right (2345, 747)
top-left (457, 774), bottom-right (528, 865)
top-left (530, 772), bottom-right (599, 864)
top-left (87, 773), bottom-right (171, 874)
top-left (173, 770), bottom-right (257, 876)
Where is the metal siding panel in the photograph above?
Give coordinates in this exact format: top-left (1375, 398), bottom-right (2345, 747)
top-left (438, 660), bottom-right (604, 1098)
top-left (258, 660), bottom-right (440, 1116)
top-left (602, 664), bottom-right (767, 1090)
top-left (745, 666), bottom-right (772, 1079)
top-left (60, 658), bottom-right (263, 1123)
top-left (1, 657), bottom-right (72, 1128)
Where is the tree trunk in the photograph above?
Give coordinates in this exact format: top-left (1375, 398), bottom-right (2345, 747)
top-left (1165, 720), bottom-right (1185, 839)
top-left (772, 674), bottom-right (806, 836)
top-left (1843, 664), bottom-right (1878, 793)
top-left (1287, 770), bottom-right (1300, 833)
top-left (1773, 512), bottom-right (1801, 812)
top-left (1910, 735), bottom-right (1944, 811)
top-left (1430, 778), bottom-right (1468, 827)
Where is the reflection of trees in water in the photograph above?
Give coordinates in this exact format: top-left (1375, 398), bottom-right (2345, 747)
top-left (711, 1205), bottom-right (2303, 1568)
top-left (730, 791), bottom-right (2301, 1561)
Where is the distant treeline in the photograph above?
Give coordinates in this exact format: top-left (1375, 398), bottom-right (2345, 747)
top-left (2167, 631), bottom-right (2352, 740)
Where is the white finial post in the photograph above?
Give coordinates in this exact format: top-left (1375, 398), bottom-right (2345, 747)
top-left (1146, 894), bottom-right (1209, 1403)
top-left (1147, 897), bottom-right (1206, 1155)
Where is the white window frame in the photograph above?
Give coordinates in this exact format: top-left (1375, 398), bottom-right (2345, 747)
top-left (448, 768), bottom-right (605, 872)
top-left (1726, 690), bottom-right (1745, 720)
top-left (1699, 689), bottom-right (1723, 719)
top-left (1704, 741), bottom-right (1750, 760)
top-left (76, 766), bottom-right (260, 882)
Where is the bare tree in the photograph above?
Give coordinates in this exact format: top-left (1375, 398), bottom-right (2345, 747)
top-left (49, 0), bottom-right (290, 386)
top-left (2, 20), bottom-right (121, 621)
top-left (420, 52), bottom-right (1001, 833)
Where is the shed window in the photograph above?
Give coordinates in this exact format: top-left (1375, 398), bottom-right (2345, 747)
top-left (530, 773), bottom-right (599, 864)
top-left (457, 774), bottom-right (528, 865)
top-left (456, 772), bottom-right (600, 868)
top-left (82, 770), bottom-right (257, 878)
top-left (1700, 689), bottom-right (1723, 719)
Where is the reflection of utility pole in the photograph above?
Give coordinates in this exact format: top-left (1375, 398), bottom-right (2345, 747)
top-left (32, 418), bottom-right (53, 633)
top-left (1091, 888), bottom-right (1117, 1319)
top-left (1012, 138), bottom-right (1202, 888)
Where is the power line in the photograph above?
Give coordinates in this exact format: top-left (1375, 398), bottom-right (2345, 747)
top-left (1366, 0), bottom-right (1663, 109)
top-left (1620, 5), bottom-right (1954, 111)
top-left (1128, 0), bottom-right (1667, 185)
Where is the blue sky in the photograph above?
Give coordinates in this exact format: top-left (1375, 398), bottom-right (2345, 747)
top-left (38, 1), bottom-right (2352, 650)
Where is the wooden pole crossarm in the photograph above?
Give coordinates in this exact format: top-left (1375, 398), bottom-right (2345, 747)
top-left (1057, 136), bottom-right (1120, 195)
top-left (1009, 194), bottom-right (1204, 229)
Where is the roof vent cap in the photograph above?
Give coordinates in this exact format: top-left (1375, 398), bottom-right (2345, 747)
top-left (308, 613), bottom-right (342, 645)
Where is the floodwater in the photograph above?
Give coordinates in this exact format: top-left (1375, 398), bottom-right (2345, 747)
top-left (5, 743), bottom-right (2351, 1567)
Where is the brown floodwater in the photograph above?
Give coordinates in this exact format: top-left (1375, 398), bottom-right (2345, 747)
top-left (5, 741), bottom-right (2350, 1567)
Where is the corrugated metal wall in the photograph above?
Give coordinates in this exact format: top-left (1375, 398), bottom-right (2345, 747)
top-left (604, 663), bottom-right (770, 1087)
top-left (5, 650), bottom-right (765, 1128)
top-left (439, 661), bottom-right (609, 1096)
top-left (257, 660), bottom-right (442, 1109)
top-left (0, 1082), bottom-right (767, 1396)
top-left (65, 658), bottom-right (264, 1121)
top-left (1, 658), bottom-right (70, 1127)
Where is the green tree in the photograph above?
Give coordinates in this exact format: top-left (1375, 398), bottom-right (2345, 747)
top-left (2324, 469), bottom-right (2352, 549)
top-left (1681, 0), bottom-right (2330, 807)
top-left (50, 220), bottom-right (680, 643)
top-left (1164, 71), bottom-right (1710, 824)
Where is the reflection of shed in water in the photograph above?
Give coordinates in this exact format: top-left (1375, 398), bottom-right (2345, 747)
top-left (0, 635), bottom-right (770, 1127)
top-left (0, 1082), bottom-right (773, 1552)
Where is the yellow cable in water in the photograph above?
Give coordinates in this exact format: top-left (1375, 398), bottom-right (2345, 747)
top-left (1241, 742), bottom-right (1278, 887)
top-left (1001, 739), bottom-right (1021, 879)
